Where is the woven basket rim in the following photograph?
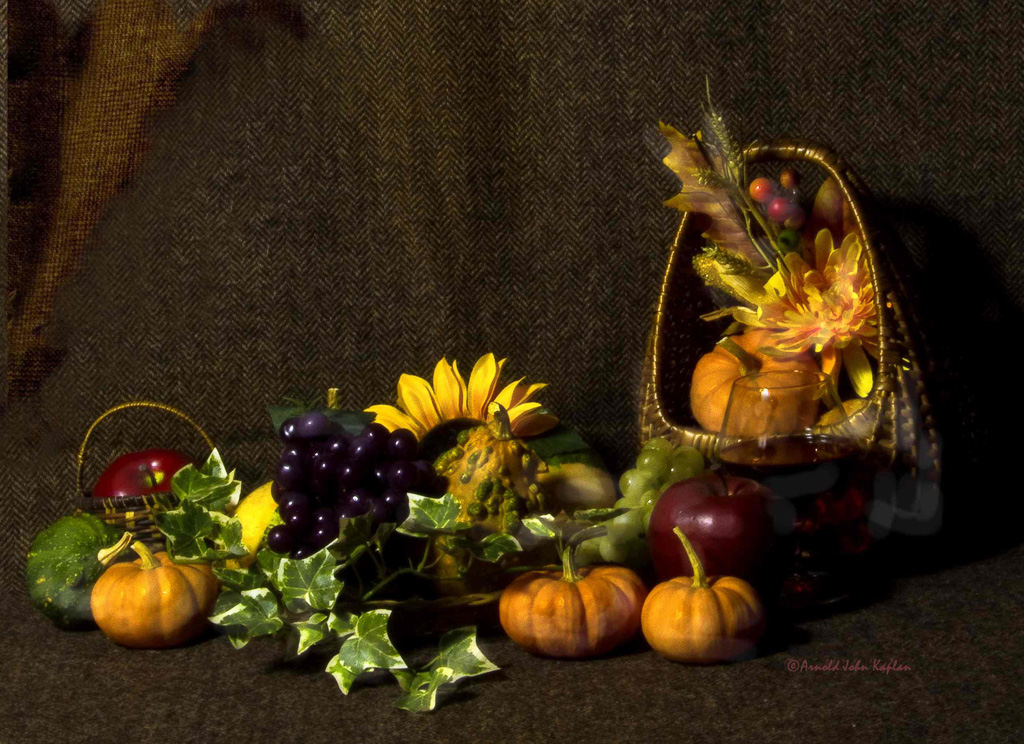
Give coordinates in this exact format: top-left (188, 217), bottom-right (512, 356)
top-left (639, 136), bottom-right (940, 481)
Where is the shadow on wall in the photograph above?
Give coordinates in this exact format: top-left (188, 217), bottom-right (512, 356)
top-left (873, 198), bottom-right (1022, 574)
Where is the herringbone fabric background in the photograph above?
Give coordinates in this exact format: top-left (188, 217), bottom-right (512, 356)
top-left (3, 0), bottom-right (1023, 595)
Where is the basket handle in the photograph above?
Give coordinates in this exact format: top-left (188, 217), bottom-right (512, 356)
top-left (76, 401), bottom-right (215, 495)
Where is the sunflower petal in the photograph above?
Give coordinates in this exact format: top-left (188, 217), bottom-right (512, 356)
top-left (843, 341), bottom-right (874, 398)
top-left (493, 378), bottom-right (525, 410)
top-left (364, 405), bottom-right (426, 438)
top-left (450, 360), bottom-right (469, 416)
top-left (508, 404), bottom-right (560, 437)
top-left (468, 354), bottom-right (506, 419)
top-left (397, 374), bottom-right (441, 430)
top-left (433, 358), bottom-right (466, 420)
top-left (511, 382), bottom-right (548, 408)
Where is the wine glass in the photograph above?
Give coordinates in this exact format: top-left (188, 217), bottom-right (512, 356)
top-left (713, 369), bottom-right (872, 609)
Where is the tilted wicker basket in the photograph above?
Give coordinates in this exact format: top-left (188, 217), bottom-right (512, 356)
top-left (75, 401), bottom-right (215, 551)
top-left (639, 138), bottom-right (940, 484)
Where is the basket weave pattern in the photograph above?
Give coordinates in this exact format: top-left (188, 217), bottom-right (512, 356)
top-left (76, 402), bottom-right (215, 551)
top-left (639, 138), bottom-right (940, 483)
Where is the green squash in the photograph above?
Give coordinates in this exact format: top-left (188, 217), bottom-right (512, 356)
top-left (26, 514), bottom-right (122, 629)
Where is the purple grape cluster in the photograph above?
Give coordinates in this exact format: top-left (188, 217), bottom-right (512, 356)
top-left (266, 412), bottom-right (442, 559)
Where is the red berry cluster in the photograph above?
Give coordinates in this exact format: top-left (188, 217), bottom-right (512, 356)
top-left (748, 168), bottom-right (805, 230)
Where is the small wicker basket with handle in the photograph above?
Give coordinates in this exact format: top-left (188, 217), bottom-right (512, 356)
top-left (75, 401), bottom-right (215, 551)
top-left (639, 138), bottom-right (940, 484)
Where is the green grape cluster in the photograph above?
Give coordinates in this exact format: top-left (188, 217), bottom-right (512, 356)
top-left (577, 438), bottom-right (705, 568)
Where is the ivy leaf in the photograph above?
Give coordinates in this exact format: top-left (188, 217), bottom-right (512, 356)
top-left (398, 493), bottom-right (467, 537)
top-left (328, 514), bottom-right (374, 568)
top-left (393, 668), bottom-right (456, 712)
top-left (392, 669), bottom-right (433, 693)
top-left (209, 588), bottom-right (284, 649)
top-left (170, 449), bottom-right (241, 512)
top-left (292, 613), bottom-right (328, 655)
top-left (213, 564), bottom-right (268, 591)
top-left (373, 522), bottom-right (396, 552)
top-left (574, 507), bottom-right (630, 524)
top-left (433, 626), bottom-right (499, 681)
top-left (522, 516), bottom-right (557, 538)
top-left (268, 548), bottom-right (343, 613)
top-left (467, 532), bottom-right (522, 563)
top-left (256, 548), bottom-right (284, 577)
top-left (198, 448), bottom-right (230, 480)
top-left (393, 627), bottom-right (498, 712)
top-left (155, 500), bottom-right (248, 563)
top-left (436, 534), bottom-right (471, 554)
top-left (327, 610), bottom-right (358, 638)
top-left (325, 610), bottom-right (407, 694)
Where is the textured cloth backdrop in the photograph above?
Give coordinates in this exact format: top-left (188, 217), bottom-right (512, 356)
top-left (3, 0), bottom-right (1023, 592)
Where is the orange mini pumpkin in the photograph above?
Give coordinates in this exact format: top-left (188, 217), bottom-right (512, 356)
top-left (499, 533), bottom-right (647, 658)
top-left (91, 535), bottom-right (218, 649)
top-left (690, 329), bottom-right (819, 433)
top-left (642, 527), bottom-right (765, 663)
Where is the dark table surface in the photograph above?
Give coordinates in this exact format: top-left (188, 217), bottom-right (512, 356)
top-left (4, 541), bottom-right (1022, 744)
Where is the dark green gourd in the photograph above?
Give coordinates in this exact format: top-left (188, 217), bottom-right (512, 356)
top-left (26, 514), bottom-right (122, 629)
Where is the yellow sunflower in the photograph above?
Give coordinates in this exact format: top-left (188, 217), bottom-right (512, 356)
top-left (365, 353), bottom-right (558, 439)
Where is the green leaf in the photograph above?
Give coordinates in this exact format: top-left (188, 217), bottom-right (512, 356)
top-left (267, 404), bottom-right (306, 435)
top-left (526, 424), bottom-right (590, 459)
top-left (325, 409), bottom-right (374, 437)
top-left (325, 610), bottom-right (407, 694)
top-left (199, 448), bottom-right (230, 480)
top-left (436, 534), bottom-right (472, 554)
top-left (209, 588), bottom-right (284, 649)
top-left (155, 500), bottom-right (248, 563)
top-left (468, 532), bottom-right (522, 562)
top-left (169, 449), bottom-right (242, 512)
top-left (373, 522), bottom-right (396, 552)
top-left (327, 610), bottom-right (358, 638)
top-left (394, 627), bottom-right (498, 712)
top-left (328, 514), bottom-right (374, 567)
top-left (573, 507), bottom-right (630, 524)
top-left (433, 626), bottom-right (499, 681)
top-left (268, 405), bottom-right (372, 438)
top-left (398, 493), bottom-right (466, 536)
top-left (394, 668), bottom-right (455, 712)
top-left (212, 565), bottom-right (268, 591)
top-left (268, 548), bottom-right (343, 613)
top-left (292, 613), bottom-right (328, 655)
top-left (392, 669), bottom-right (433, 693)
top-left (256, 548), bottom-right (284, 577)
top-left (521, 516), bottom-right (557, 538)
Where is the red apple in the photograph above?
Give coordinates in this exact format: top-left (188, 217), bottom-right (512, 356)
top-left (91, 449), bottom-right (193, 498)
top-left (649, 472), bottom-right (779, 586)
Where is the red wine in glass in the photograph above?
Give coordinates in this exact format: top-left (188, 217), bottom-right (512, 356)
top-left (715, 371), bottom-right (872, 608)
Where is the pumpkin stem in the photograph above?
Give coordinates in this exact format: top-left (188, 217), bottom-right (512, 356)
top-left (561, 525), bottom-right (608, 583)
top-left (486, 402), bottom-right (514, 441)
top-left (326, 388), bottom-right (341, 411)
top-left (131, 541), bottom-right (163, 570)
top-left (560, 545), bottom-right (581, 583)
top-left (717, 337), bottom-right (761, 376)
top-left (673, 527), bottom-right (710, 589)
top-left (97, 531), bottom-right (133, 566)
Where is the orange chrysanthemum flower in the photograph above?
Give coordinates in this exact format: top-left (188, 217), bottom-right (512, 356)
top-left (733, 230), bottom-right (879, 396)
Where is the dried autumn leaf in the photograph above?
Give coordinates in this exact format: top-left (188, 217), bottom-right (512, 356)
top-left (659, 121), bottom-right (759, 263)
